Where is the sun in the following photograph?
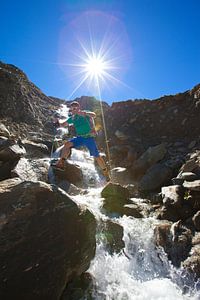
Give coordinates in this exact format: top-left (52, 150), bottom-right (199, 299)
top-left (85, 56), bottom-right (106, 78)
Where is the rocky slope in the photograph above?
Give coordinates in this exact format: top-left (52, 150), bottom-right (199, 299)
top-left (1, 61), bottom-right (200, 296)
top-left (0, 61), bottom-right (63, 137)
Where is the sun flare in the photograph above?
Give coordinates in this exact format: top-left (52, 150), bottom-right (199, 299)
top-left (85, 56), bottom-right (106, 78)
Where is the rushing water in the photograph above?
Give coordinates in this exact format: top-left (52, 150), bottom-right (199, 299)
top-left (53, 104), bottom-right (200, 299)
top-left (65, 149), bottom-right (199, 300)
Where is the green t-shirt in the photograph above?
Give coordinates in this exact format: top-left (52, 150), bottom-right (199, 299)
top-left (67, 113), bottom-right (94, 137)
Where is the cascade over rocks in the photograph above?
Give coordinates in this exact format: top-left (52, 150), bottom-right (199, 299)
top-left (0, 179), bottom-right (96, 300)
top-left (1, 61), bottom-right (200, 289)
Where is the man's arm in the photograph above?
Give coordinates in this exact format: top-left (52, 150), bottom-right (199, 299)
top-left (77, 110), bottom-right (96, 118)
top-left (57, 120), bottom-right (69, 127)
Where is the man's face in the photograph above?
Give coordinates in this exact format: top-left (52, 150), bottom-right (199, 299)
top-left (70, 105), bottom-right (80, 114)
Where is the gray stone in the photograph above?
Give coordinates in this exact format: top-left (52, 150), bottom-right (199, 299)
top-left (181, 172), bottom-right (198, 181)
top-left (138, 163), bottom-right (172, 192)
top-left (0, 123), bottom-right (10, 138)
top-left (131, 143), bottom-right (167, 180)
top-left (192, 211), bottom-right (200, 231)
top-left (183, 180), bottom-right (200, 191)
top-left (0, 179), bottom-right (96, 300)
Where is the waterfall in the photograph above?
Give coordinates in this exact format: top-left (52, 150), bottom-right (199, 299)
top-left (52, 104), bottom-right (200, 299)
top-left (68, 150), bottom-right (199, 300)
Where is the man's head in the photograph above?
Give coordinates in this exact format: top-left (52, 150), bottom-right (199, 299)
top-left (70, 101), bottom-right (80, 114)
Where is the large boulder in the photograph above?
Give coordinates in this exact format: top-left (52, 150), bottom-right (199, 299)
top-left (23, 140), bottom-right (49, 159)
top-left (0, 179), bottom-right (96, 300)
top-left (110, 167), bottom-right (133, 185)
top-left (53, 160), bottom-right (84, 186)
top-left (138, 163), bottom-right (172, 192)
top-left (131, 143), bottom-right (167, 180)
top-left (101, 182), bottom-right (130, 215)
top-left (0, 142), bottom-right (26, 162)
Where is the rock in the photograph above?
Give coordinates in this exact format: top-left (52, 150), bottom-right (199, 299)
top-left (101, 182), bottom-right (130, 199)
top-left (180, 158), bottom-right (198, 173)
top-left (161, 185), bottom-right (184, 207)
top-left (0, 143), bottom-right (26, 162)
top-left (98, 220), bottom-right (125, 254)
top-left (0, 123), bottom-right (10, 138)
top-left (0, 180), bottom-right (96, 300)
top-left (11, 158), bottom-right (38, 181)
top-left (101, 182), bottom-right (130, 215)
top-left (53, 160), bottom-right (83, 186)
top-left (188, 141), bottom-right (196, 149)
top-left (182, 255), bottom-right (200, 282)
top-left (183, 180), bottom-right (200, 191)
top-left (110, 167), bottom-right (132, 185)
top-left (115, 130), bottom-right (129, 140)
top-left (123, 204), bottom-right (144, 218)
top-left (60, 272), bottom-right (95, 300)
top-left (171, 177), bottom-right (184, 185)
top-left (192, 211), bottom-right (200, 231)
top-left (131, 143), bottom-right (167, 180)
top-left (57, 180), bottom-right (86, 196)
top-left (0, 160), bottom-right (15, 181)
top-left (155, 221), bottom-right (192, 267)
top-left (138, 163), bottom-right (172, 192)
top-left (157, 206), bottom-right (181, 222)
top-left (23, 140), bottom-right (49, 158)
top-left (180, 172), bottom-right (198, 181)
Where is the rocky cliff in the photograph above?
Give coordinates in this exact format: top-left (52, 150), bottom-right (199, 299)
top-left (0, 61), bottom-right (63, 136)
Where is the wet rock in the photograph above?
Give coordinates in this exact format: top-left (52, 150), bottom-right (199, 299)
top-left (182, 240), bottom-right (200, 281)
top-left (123, 203), bottom-right (144, 218)
top-left (0, 180), bottom-right (96, 300)
top-left (161, 185), bottom-right (184, 207)
top-left (155, 221), bottom-right (192, 267)
top-left (98, 220), bottom-right (125, 254)
top-left (101, 182), bottom-right (130, 199)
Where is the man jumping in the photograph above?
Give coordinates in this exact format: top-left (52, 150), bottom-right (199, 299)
top-left (55, 101), bottom-right (110, 181)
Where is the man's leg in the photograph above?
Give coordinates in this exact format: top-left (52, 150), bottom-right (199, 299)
top-left (85, 137), bottom-right (110, 181)
top-left (55, 141), bottom-right (73, 169)
top-left (95, 156), bottom-right (110, 181)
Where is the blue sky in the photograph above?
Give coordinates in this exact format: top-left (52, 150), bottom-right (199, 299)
top-left (1, 0), bottom-right (199, 104)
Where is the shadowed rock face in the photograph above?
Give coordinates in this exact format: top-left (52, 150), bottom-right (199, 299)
top-left (0, 61), bottom-right (63, 136)
top-left (0, 179), bottom-right (96, 300)
top-left (105, 85), bottom-right (200, 148)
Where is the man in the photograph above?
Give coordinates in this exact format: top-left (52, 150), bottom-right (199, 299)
top-left (55, 101), bottom-right (110, 181)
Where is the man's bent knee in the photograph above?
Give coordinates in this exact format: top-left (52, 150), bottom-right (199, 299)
top-left (64, 141), bottom-right (73, 148)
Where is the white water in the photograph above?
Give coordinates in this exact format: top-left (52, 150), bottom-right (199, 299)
top-left (53, 104), bottom-right (200, 299)
top-left (67, 149), bottom-right (200, 300)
